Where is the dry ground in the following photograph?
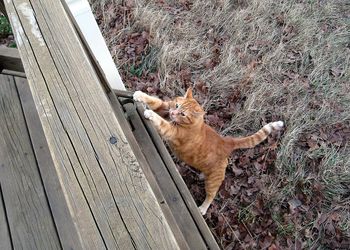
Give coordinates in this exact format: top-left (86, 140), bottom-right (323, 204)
top-left (89, 0), bottom-right (349, 249)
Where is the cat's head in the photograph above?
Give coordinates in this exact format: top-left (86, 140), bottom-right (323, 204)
top-left (169, 88), bottom-right (205, 126)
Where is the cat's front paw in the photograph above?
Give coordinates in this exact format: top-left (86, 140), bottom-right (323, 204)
top-left (133, 91), bottom-right (147, 103)
top-left (144, 109), bottom-right (154, 120)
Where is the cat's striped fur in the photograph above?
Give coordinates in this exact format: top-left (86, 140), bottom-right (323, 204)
top-left (134, 88), bottom-right (284, 215)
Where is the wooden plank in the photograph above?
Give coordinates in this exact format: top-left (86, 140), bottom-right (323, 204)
top-left (0, 47), bottom-right (24, 73)
top-left (15, 76), bottom-right (84, 250)
top-left (123, 101), bottom-right (208, 250)
top-left (0, 74), bottom-right (61, 249)
top-left (0, 184), bottom-right (12, 250)
top-left (107, 92), bottom-right (190, 250)
top-left (0, 69), bottom-right (26, 78)
top-left (5, 0), bottom-right (179, 249)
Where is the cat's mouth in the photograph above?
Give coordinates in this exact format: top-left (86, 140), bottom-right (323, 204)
top-left (169, 115), bottom-right (180, 125)
top-left (170, 116), bottom-right (179, 125)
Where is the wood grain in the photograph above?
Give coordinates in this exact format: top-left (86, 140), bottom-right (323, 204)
top-left (0, 74), bottom-right (61, 249)
top-left (5, 0), bottom-right (179, 248)
top-left (108, 93), bottom-right (190, 250)
top-left (15, 76), bottom-right (84, 250)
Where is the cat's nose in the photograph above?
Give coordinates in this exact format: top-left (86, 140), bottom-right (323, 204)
top-left (170, 109), bottom-right (179, 116)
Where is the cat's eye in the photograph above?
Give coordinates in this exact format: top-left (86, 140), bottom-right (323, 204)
top-left (175, 103), bottom-right (179, 109)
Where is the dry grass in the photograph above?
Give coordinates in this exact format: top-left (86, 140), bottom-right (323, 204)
top-left (90, 0), bottom-right (349, 248)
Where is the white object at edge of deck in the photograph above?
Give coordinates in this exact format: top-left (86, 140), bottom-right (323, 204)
top-left (65, 0), bottom-right (125, 91)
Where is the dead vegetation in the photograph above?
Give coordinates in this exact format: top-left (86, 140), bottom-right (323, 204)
top-left (90, 0), bottom-right (350, 248)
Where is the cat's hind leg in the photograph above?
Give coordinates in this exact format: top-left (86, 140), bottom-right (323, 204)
top-left (198, 172), bottom-right (205, 181)
top-left (199, 164), bottom-right (226, 215)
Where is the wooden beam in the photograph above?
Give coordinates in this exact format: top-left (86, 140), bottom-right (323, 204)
top-left (1, 69), bottom-right (26, 77)
top-left (107, 91), bottom-right (190, 249)
top-left (4, 0), bottom-right (179, 248)
top-left (0, 47), bottom-right (24, 73)
top-left (0, 74), bottom-right (61, 249)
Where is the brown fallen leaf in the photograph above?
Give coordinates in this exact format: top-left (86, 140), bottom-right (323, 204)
top-left (288, 198), bottom-right (302, 213)
top-left (231, 165), bottom-right (244, 176)
top-left (268, 243), bottom-right (280, 250)
top-left (259, 234), bottom-right (273, 249)
top-left (230, 185), bottom-right (240, 195)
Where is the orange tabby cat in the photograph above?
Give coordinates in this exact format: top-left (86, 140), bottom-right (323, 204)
top-left (133, 88), bottom-right (284, 215)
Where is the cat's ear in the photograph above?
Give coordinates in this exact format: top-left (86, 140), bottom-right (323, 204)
top-left (184, 87), bottom-right (193, 99)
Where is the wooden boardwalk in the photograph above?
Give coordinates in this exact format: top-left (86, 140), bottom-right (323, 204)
top-left (1, 73), bottom-right (183, 249)
top-left (0, 0), bottom-right (219, 249)
top-left (2, 0), bottom-right (180, 248)
top-left (0, 74), bottom-right (62, 249)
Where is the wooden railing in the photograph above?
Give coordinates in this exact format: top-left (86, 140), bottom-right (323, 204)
top-left (3, 0), bottom-right (181, 248)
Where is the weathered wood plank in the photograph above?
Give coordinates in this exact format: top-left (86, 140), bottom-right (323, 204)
top-left (107, 92), bottom-right (190, 250)
top-left (1, 69), bottom-right (26, 78)
top-left (0, 184), bottom-right (12, 250)
top-left (5, 0), bottom-right (179, 249)
top-left (0, 74), bottom-right (61, 250)
top-left (15, 76), bottom-right (84, 250)
top-left (0, 47), bottom-right (24, 73)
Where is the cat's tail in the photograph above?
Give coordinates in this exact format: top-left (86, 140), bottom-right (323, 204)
top-left (224, 121), bottom-right (284, 152)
